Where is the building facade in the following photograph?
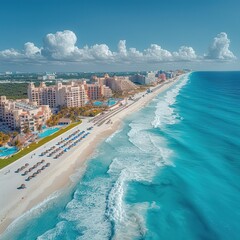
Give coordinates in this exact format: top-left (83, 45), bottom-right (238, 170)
top-left (87, 84), bottom-right (102, 100)
top-left (93, 74), bottom-right (138, 93)
top-left (101, 85), bottom-right (113, 98)
top-left (28, 81), bottom-right (88, 108)
top-left (0, 96), bottom-right (51, 132)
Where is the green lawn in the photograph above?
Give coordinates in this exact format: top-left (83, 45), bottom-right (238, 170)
top-left (0, 121), bottom-right (82, 169)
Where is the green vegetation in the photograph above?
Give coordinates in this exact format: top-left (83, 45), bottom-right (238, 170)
top-left (0, 132), bottom-right (10, 146)
top-left (0, 121), bottom-right (81, 169)
top-left (0, 83), bottom-right (28, 99)
top-left (47, 106), bottom-right (105, 127)
top-left (0, 82), bottom-right (55, 100)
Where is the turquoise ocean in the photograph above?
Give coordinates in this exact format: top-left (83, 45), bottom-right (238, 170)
top-left (1, 72), bottom-right (240, 240)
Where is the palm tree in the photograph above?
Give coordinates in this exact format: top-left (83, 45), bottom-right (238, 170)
top-left (14, 139), bottom-right (23, 150)
top-left (23, 125), bottom-right (30, 134)
top-left (37, 124), bottom-right (42, 132)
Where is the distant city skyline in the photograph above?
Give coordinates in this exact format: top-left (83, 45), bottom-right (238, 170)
top-left (0, 0), bottom-right (240, 72)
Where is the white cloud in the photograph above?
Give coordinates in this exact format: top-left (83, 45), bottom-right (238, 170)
top-left (24, 42), bottom-right (41, 58)
top-left (205, 32), bottom-right (236, 60)
top-left (41, 30), bottom-right (114, 62)
top-left (144, 44), bottom-right (172, 62)
top-left (0, 48), bottom-right (21, 58)
top-left (173, 46), bottom-right (197, 61)
top-left (0, 30), bottom-right (237, 68)
top-left (118, 40), bottom-right (127, 57)
top-left (88, 44), bottom-right (113, 60)
top-left (42, 30), bottom-right (78, 59)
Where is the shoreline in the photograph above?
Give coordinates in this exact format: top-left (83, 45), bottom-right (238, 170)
top-left (0, 74), bottom-right (185, 235)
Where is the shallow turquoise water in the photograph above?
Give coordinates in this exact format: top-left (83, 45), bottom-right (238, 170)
top-left (2, 72), bottom-right (240, 240)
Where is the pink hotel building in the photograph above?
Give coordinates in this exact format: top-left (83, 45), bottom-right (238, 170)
top-left (28, 81), bottom-right (113, 108)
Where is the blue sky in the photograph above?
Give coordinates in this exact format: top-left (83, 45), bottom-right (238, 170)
top-left (0, 0), bottom-right (240, 72)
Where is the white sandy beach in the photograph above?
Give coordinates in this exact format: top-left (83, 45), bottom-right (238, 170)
top-left (0, 75), bottom-right (183, 234)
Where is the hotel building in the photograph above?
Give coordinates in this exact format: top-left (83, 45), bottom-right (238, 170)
top-left (92, 74), bottom-right (138, 93)
top-left (0, 96), bottom-right (52, 132)
top-left (86, 83), bottom-right (113, 100)
top-left (28, 81), bottom-right (89, 108)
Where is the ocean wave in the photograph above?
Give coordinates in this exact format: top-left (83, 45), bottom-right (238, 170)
top-left (1, 191), bottom-right (61, 240)
top-left (112, 202), bottom-right (149, 240)
top-left (105, 129), bottom-right (122, 143)
top-left (58, 177), bottom-right (112, 240)
top-left (37, 221), bottom-right (68, 240)
top-left (152, 74), bottom-right (189, 128)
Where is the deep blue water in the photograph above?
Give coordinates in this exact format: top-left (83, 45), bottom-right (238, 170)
top-left (1, 72), bottom-right (240, 240)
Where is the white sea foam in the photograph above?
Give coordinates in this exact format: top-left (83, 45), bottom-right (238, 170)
top-left (105, 129), bottom-right (122, 143)
top-left (69, 163), bottom-right (87, 183)
top-left (37, 221), bottom-right (67, 240)
top-left (152, 74), bottom-right (189, 128)
top-left (113, 202), bottom-right (149, 240)
top-left (58, 177), bottom-right (112, 240)
top-left (12, 76), bottom-right (190, 240)
top-left (1, 191), bottom-right (61, 240)
top-left (103, 77), bottom-right (192, 238)
top-left (107, 170), bottom-right (127, 223)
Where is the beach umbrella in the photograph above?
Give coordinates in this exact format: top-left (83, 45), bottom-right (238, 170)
top-left (22, 171), bottom-right (28, 175)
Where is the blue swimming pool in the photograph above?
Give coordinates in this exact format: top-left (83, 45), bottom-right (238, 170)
top-left (107, 99), bottom-right (117, 106)
top-left (93, 101), bottom-right (103, 106)
top-left (0, 146), bottom-right (18, 157)
top-left (93, 99), bottom-right (118, 107)
top-left (38, 127), bottom-right (60, 138)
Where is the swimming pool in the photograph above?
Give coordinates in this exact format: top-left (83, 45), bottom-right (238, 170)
top-left (93, 99), bottom-right (118, 107)
top-left (0, 146), bottom-right (18, 157)
top-left (38, 127), bottom-right (60, 138)
top-left (107, 99), bottom-right (117, 106)
top-left (93, 101), bottom-right (103, 106)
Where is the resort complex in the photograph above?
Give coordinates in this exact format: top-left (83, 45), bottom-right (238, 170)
top-left (28, 80), bottom-right (114, 108)
top-left (0, 70), bottom-right (183, 135)
top-left (0, 68), bottom-right (190, 238)
top-left (28, 81), bottom-right (88, 108)
top-left (0, 0), bottom-right (239, 238)
top-left (0, 96), bottom-right (51, 132)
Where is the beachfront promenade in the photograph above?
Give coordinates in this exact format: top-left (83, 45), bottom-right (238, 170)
top-left (0, 76), bottom-right (183, 234)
